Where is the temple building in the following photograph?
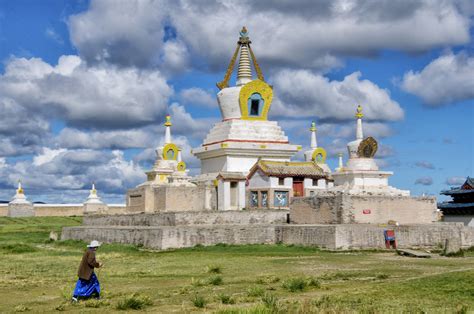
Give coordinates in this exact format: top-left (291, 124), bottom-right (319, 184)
top-left (438, 177), bottom-right (474, 226)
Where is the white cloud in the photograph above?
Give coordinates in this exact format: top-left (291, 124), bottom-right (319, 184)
top-left (0, 148), bottom-right (146, 202)
top-left (445, 176), bottom-right (466, 186)
top-left (271, 70), bottom-right (404, 121)
top-left (0, 55), bottom-right (173, 129)
top-left (68, 0), bottom-right (166, 67)
top-left (402, 52), bottom-right (474, 106)
top-left (415, 176), bottom-right (433, 185)
top-left (68, 0), bottom-right (471, 72)
top-left (415, 161), bottom-right (435, 170)
top-left (179, 87), bottom-right (215, 108)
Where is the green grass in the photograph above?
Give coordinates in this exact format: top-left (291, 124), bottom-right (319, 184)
top-left (0, 217), bottom-right (474, 313)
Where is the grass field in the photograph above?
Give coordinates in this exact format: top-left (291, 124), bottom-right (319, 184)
top-left (1, 217), bottom-right (473, 313)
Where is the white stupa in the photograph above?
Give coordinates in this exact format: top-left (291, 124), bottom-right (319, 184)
top-left (83, 183), bottom-right (109, 214)
top-left (143, 115), bottom-right (193, 186)
top-left (331, 105), bottom-right (409, 196)
top-left (10, 181), bottom-right (31, 205)
top-left (303, 121), bottom-right (331, 174)
top-left (84, 183), bottom-right (104, 205)
top-left (8, 180), bottom-right (35, 217)
top-left (192, 27), bottom-right (300, 180)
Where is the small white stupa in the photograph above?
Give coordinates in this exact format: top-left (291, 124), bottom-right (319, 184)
top-left (331, 105), bottom-right (409, 196)
top-left (83, 183), bottom-right (108, 214)
top-left (10, 181), bottom-right (31, 205)
top-left (303, 121), bottom-right (331, 174)
top-left (8, 181), bottom-right (34, 217)
top-left (143, 114), bottom-right (193, 187)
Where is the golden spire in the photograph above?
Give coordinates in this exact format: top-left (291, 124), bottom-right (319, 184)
top-left (355, 105), bottom-right (364, 119)
top-left (309, 121), bottom-right (317, 132)
top-left (164, 114), bottom-right (172, 126)
top-left (216, 27), bottom-right (265, 90)
top-left (17, 180), bottom-right (23, 194)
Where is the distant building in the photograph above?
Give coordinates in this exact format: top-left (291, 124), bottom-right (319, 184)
top-left (438, 177), bottom-right (474, 227)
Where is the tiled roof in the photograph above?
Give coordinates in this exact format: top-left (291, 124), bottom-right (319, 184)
top-left (248, 160), bottom-right (327, 179)
top-left (217, 172), bottom-right (247, 181)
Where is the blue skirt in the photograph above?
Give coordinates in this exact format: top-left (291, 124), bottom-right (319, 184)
top-left (73, 272), bottom-right (101, 298)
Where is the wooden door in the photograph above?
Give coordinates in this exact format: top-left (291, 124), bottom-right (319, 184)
top-left (293, 181), bottom-right (304, 197)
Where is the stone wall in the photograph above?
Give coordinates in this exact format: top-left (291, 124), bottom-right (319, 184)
top-left (126, 185), bottom-right (216, 213)
top-left (290, 193), bottom-right (438, 225)
top-left (0, 204), bottom-right (127, 217)
top-left (62, 225), bottom-right (279, 250)
top-left (83, 210), bottom-right (289, 226)
top-left (62, 222), bottom-right (474, 250)
top-left (0, 205), bottom-right (8, 216)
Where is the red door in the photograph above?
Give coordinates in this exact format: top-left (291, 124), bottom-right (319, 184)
top-left (293, 181), bottom-right (304, 197)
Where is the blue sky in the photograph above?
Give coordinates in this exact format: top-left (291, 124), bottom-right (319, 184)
top-left (0, 0), bottom-right (472, 203)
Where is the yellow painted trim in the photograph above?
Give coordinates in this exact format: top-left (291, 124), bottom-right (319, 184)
top-left (162, 143), bottom-right (179, 160)
top-left (177, 161), bottom-right (186, 172)
top-left (260, 145), bottom-right (267, 149)
top-left (311, 148), bottom-right (327, 164)
top-left (221, 143), bottom-right (228, 148)
top-left (297, 145), bottom-right (302, 151)
top-left (239, 79), bottom-right (273, 121)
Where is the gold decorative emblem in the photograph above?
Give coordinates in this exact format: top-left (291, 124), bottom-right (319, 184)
top-left (311, 147), bottom-right (327, 164)
top-left (357, 137), bottom-right (378, 158)
top-left (239, 79), bottom-right (273, 120)
top-left (355, 105), bottom-right (364, 119)
top-left (177, 161), bottom-right (186, 172)
top-left (162, 143), bottom-right (179, 160)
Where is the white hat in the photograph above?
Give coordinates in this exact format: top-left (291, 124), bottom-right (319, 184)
top-left (87, 240), bottom-right (101, 248)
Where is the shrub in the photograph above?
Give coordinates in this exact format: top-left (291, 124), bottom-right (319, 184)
top-left (443, 250), bottom-right (465, 257)
top-left (208, 275), bottom-right (223, 285)
top-left (247, 285), bottom-right (265, 297)
top-left (191, 277), bottom-right (205, 287)
top-left (306, 277), bottom-right (321, 288)
top-left (261, 292), bottom-right (278, 309)
top-left (84, 299), bottom-right (109, 308)
top-left (192, 295), bottom-right (206, 308)
top-left (256, 275), bottom-right (280, 284)
top-left (0, 243), bottom-right (37, 254)
top-left (206, 264), bottom-right (222, 274)
top-left (282, 277), bottom-right (306, 292)
top-left (217, 293), bottom-right (235, 304)
top-left (116, 293), bottom-right (153, 310)
top-left (13, 305), bottom-right (31, 312)
top-left (376, 273), bottom-right (389, 280)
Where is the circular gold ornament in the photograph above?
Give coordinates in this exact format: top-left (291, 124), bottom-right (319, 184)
top-left (162, 143), bottom-right (179, 160)
top-left (357, 137), bottom-right (378, 158)
top-left (239, 79), bottom-right (273, 120)
top-left (311, 147), bottom-right (327, 164)
top-left (177, 161), bottom-right (186, 172)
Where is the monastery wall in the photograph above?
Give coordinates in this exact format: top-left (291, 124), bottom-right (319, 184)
top-left (278, 223), bottom-right (470, 249)
top-left (290, 194), bottom-right (438, 225)
top-left (0, 204), bottom-right (127, 217)
top-left (83, 210), bottom-right (289, 227)
top-left (62, 222), bottom-right (473, 250)
top-left (0, 204), bottom-right (8, 216)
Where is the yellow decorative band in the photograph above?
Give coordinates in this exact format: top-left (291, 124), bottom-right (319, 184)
top-left (311, 147), bottom-right (327, 164)
top-left (162, 143), bottom-right (179, 160)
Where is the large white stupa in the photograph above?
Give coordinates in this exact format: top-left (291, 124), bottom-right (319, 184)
top-left (192, 27), bottom-right (300, 181)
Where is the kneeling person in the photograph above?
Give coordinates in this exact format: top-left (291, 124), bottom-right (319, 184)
top-left (72, 240), bottom-right (103, 301)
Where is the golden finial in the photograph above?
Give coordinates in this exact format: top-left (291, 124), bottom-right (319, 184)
top-left (309, 121), bottom-right (317, 132)
top-left (164, 114), bottom-right (172, 127)
top-left (17, 180), bottom-right (24, 194)
top-left (91, 182), bottom-right (97, 195)
top-left (355, 105), bottom-right (364, 119)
